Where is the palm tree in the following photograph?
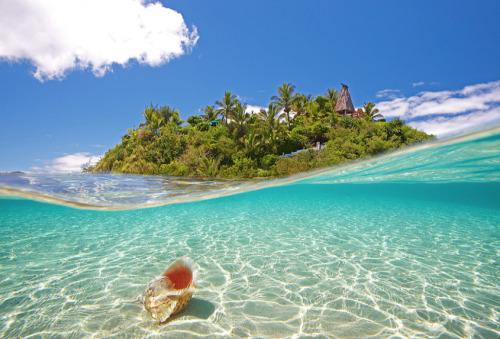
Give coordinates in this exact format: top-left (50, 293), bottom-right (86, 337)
top-left (325, 88), bottom-right (338, 112)
top-left (264, 129), bottom-right (280, 155)
top-left (230, 102), bottom-right (250, 139)
top-left (201, 105), bottom-right (219, 122)
top-left (271, 82), bottom-right (296, 128)
top-left (259, 103), bottom-right (284, 154)
top-left (170, 111), bottom-right (185, 126)
top-left (142, 105), bottom-right (161, 134)
top-left (244, 130), bottom-right (263, 158)
top-left (313, 95), bottom-right (331, 120)
top-left (291, 93), bottom-right (311, 119)
top-left (149, 115), bottom-right (162, 134)
top-left (142, 105), bottom-right (157, 125)
top-left (306, 101), bottom-right (321, 122)
top-left (215, 91), bottom-right (239, 125)
top-left (362, 102), bottom-right (384, 121)
top-left (198, 155), bottom-right (222, 177)
top-left (322, 89), bottom-right (340, 126)
top-left (158, 106), bottom-right (178, 125)
top-left (259, 103), bottom-right (283, 133)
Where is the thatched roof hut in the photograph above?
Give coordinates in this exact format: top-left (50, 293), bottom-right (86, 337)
top-left (335, 83), bottom-right (355, 116)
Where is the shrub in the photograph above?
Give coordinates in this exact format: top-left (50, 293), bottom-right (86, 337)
top-left (158, 161), bottom-right (190, 176)
top-left (308, 121), bottom-right (329, 143)
top-left (187, 115), bottom-right (202, 126)
top-left (273, 157), bottom-right (308, 177)
top-left (261, 154), bottom-right (280, 170)
top-left (180, 146), bottom-right (209, 173)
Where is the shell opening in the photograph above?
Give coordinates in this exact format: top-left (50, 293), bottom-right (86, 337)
top-left (165, 265), bottom-right (192, 290)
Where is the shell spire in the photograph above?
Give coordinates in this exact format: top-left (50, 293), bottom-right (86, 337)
top-left (138, 256), bottom-right (198, 323)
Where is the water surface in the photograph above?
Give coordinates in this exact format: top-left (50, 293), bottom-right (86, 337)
top-left (0, 127), bottom-right (499, 338)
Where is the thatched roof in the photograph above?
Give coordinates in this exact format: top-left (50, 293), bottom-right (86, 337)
top-left (335, 83), bottom-right (355, 114)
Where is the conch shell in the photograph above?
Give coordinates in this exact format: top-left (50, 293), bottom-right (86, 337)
top-left (138, 256), bottom-right (198, 323)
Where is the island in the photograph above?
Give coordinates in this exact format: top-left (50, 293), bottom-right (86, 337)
top-left (89, 83), bottom-right (434, 178)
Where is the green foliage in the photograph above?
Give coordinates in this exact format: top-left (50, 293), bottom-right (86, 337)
top-left (278, 130), bottom-right (308, 155)
top-left (93, 84), bottom-right (434, 178)
top-left (339, 116), bottom-right (357, 129)
top-left (198, 121), bottom-right (211, 131)
top-left (215, 91), bottom-right (239, 125)
top-left (271, 82), bottom-right (296, 128)
top-left (218, 154), bottom-right (258, 178)
top-left (159, 161), bottom-right (189, 176)
top-left (230, 102), bottom-right (250, 139)
top-left (361, 102), bottom-right (384, 121)
top-left (308, 121), bottom-right (329, 143)
top-left (197, 155), bottom-right (222, 178)
top-left (187, 115), bottom-right (202, 126)
top-left (273, 156), bottom-right (308, 176)
top-left (212, 135), bottom-right (236, 163)
top-left (201, 105), bottom-right (219, 122)
top-left (261, 154), bottom-right (280, 170)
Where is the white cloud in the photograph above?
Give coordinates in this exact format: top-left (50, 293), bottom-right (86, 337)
top-left (375, 89), bottom-right (402, 99)
top-left (376, 81), bottom-right (500, 136)
top-left (408, 108), bottom-right (500, 136)
top-left (31, 152), bottom-right (102, 172)
top-left (412, 82), bottom-right (425, 87)
top-left (0, 0), bottom-right (198, 81)
top-left (376, 98), bottom-right (410, 119)
top-left (246, 105), bottom-right (265, 115)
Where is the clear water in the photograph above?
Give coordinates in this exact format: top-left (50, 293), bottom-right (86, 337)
top-left (0, 128), bottom-right (499, 338)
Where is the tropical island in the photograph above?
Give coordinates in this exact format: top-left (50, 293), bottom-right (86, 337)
top-left (90, 83), bottom-right (434, 178)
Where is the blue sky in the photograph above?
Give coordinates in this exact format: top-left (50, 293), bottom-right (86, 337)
top-left (0, 0), bottom-right (499, 172)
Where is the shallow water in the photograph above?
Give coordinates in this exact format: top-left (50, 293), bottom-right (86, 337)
top-left (0, 127), bottom-right (499, 338)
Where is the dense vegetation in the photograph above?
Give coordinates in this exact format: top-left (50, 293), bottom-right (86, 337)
top-left (91, 83), bottom-right (434, 178)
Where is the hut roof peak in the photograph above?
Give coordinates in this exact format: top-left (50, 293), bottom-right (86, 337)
top-left (335, 83), bottom-right (355, 114)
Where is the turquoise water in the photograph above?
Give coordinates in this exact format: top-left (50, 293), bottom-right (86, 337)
top-left (1, 128), bottom-right (499, 338)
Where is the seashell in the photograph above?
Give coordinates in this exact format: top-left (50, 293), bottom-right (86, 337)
top-left (138, 256), bottom-right (198, 323)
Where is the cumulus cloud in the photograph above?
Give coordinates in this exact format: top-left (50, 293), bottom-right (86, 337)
top-left (31, 152), bottom-right (102, 172)
top-left (376, 81), bottom-right (500, 136)
top-left (408, 108), bottom-right (500, 136)
top-left (0, 0), bottom-right (198, 81)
